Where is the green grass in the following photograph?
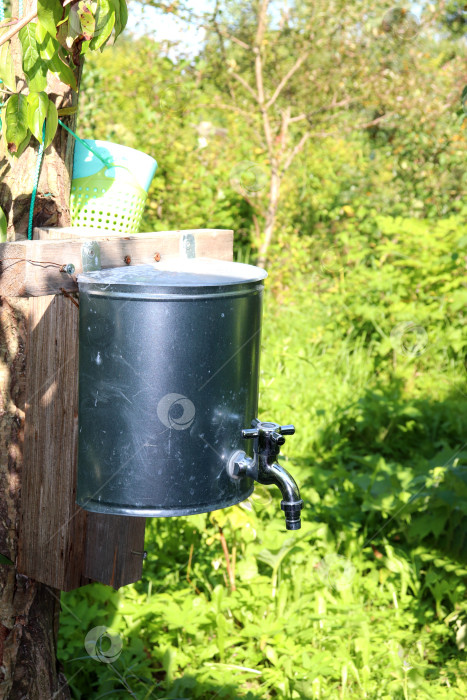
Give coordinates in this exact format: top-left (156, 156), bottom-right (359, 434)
top-left (59, 215), bottom-right (467, 699)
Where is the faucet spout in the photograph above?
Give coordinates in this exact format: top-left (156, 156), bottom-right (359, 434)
top-left (230, 419), bottom-right (304, 530)
top-left (267, 462), bottom-right (303, 530)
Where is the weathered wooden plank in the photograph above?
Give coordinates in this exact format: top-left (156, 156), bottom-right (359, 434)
top-left (85, 514), bottom-right (147, 589)
top-left (0, 229), bottom-right (234, 297)
top-left (17, 295), bottom-right (148, 591)
top-left (0, 243), bottom-right (28, 296)
top-left (34, 227), bottom-right (234, 247)
top-left (18, 294), bottom-right (88, 591)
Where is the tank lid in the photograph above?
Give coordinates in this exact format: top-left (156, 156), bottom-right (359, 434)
top-left (78, 258), bottom-right (267, 288)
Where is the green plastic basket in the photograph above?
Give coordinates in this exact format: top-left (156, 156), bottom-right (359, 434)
top-left (70, 166), bottom-right (148, 234)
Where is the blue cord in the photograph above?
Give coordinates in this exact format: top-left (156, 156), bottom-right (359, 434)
top-left (28, 123), bottom-right (46, 240)
top-left (58, 119), bottom-right (114, 168)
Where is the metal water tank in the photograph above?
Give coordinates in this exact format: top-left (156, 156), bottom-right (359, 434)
top-left (77, 259), bottom-right (303, 529)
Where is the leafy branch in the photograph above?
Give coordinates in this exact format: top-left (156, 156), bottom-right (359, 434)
top-left (0, 0), bottom-right (128, 156)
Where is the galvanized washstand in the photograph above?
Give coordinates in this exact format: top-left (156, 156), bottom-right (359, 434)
top-left (77, 258), bottom-right (303, 530)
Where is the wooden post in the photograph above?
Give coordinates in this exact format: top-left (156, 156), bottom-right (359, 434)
top-left (1, 228), bottom-right (234, 591)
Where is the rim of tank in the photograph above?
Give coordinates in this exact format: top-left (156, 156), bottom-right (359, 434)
top-left (77, 484), bottom-right (255, 517)
top-left (78, 258), bottom-right (268, 298)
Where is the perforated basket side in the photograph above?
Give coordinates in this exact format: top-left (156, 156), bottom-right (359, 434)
top-left (70, 172), bottom-right (148, 234)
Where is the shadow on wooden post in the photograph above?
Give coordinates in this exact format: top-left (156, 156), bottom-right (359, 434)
top-left (17, 293), bottom-right (146, 590)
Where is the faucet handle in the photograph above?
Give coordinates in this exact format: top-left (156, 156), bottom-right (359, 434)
top-left (242, 428), bottom-right (259, 439)
top-left (242, 422), bottom-right (295, 441)
top-left (271, 431), bottom-right (286, 446)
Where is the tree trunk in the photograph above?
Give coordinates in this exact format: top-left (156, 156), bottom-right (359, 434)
top-left (257, 168), bottom-right (280, 268)
top-left (0, 1), bottom-right (80, 696)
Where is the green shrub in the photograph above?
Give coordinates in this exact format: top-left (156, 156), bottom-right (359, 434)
top-left (60, 216), bottom-right (467, 698)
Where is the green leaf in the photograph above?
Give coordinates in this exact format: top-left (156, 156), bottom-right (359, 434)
top-left (0, 30), bottom-right (16, 92)
top-left (14, 130), bottom-right (33, 158)
top-left (43, 98), bottom-right (58, 148)
top-left (5, 94), bottom-right (28, 153)
top-left (47, 53), bottom-right (78, 91)
top-left (27, 91), bottom-right (49, 142)
top-left (113, 0), bottom-right (128, 40)
top-left (78, 0), bottom-right (96, 41)
top-left (0, 206), bottom-right (7, 242)
top-left (0, 553), bottom-right (13, 566)
top-left (80, 39), bottom-right (91, 55)
top-left (19, 22), bottom-right (42, 73)
top-left (36, 24), bottom-right (59, 61)
top-left (63, 6), bottom-right (82, 49)
top-left (89, 0), bottom-right (115, 51)
top-left (19, 22), bottom-right (48, 92)
top-left (37, 0), bottom-right (63, 38)
top-left (35, 20), bottom-right (48, 45)
top-left (264, 645), bottom-right (278, 666)
top-left (28, 95), bottom-right (58, 148)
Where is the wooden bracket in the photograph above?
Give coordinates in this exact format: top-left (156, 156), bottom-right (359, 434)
top-left (0, 228), bottom-right (233, 297)
top-left (3, 228), bottom-right (234, 590)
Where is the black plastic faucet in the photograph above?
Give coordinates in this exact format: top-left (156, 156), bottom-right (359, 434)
top-left (229, 419), bottom-right (303, 530)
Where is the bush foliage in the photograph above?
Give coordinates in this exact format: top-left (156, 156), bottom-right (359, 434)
top-left (58, 15), bottom-right (467, 700)
top-left (59, 215), bottom-right (467, 699)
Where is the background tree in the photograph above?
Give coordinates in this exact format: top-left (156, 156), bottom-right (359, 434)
top-left (135, 0), bottom-right (464, 264)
